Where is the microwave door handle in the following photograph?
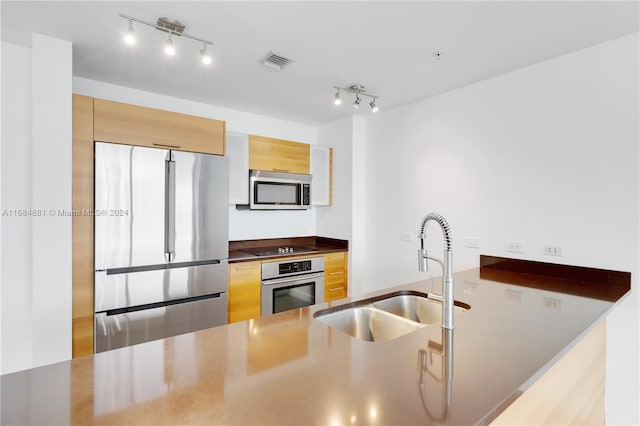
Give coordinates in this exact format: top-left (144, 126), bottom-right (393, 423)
top-left (164, 157), bottom-right (176, 262)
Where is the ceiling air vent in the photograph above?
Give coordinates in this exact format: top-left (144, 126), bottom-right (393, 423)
top-left (263, 52), bottom-right (293, 70)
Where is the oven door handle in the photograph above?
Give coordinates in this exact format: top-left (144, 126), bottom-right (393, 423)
top-left (262, 272), bottom-right (325, 286)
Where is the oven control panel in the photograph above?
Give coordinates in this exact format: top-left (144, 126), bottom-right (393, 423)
top-left (262, 257), bottom-right (325, 281)
top-left (279, 260), bottom-right (312, 275)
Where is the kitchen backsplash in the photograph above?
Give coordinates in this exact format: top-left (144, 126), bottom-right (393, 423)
top-left (228, 205), bottom-right (316, 240)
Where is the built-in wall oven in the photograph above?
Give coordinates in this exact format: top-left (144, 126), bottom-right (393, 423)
top-left (261, 257), bottom-right (324, 316)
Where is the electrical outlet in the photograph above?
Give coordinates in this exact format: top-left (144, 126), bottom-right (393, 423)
top-left (464, 237), bottom-right (479, 249)
top-left (544, 245), bottom-right (563, 256)
top-left (400, 232), bottom-right (413, 242)
top-left (543, 297), bottom-right (563, 310)
top-left (505, 240), bottom-right (524, 253)
top-left (505, 289), bottom-right (524, 303)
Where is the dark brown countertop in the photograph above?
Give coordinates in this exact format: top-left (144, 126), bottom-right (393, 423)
top-left (1, 262), bottom-right (627, 425)
top-left (228, 236), bottom-right (348, 263)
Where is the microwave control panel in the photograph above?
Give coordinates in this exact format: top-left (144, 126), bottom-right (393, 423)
top-left (302, 184), bottom-right (310, 206)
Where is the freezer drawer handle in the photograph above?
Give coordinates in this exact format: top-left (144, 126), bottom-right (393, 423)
top-left (101, 292), bottom-right (224, 316)
top-left (106, 258), bottom-right (225, 275)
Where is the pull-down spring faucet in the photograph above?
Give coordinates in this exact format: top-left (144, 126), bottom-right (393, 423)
top-left (417, 213), bottom-right (454, 329)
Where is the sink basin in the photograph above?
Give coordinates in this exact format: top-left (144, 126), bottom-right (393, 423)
top-left (314, 306), bottom-right (423, 342)
top-left (314, 290), bottom-right (470, 342)
top-left (372, 295), bottom-right (468, 325)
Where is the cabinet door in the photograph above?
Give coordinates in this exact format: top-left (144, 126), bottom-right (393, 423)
top-left (249, 135), bottom-right (310, 174)
top-left (228, 261), bottom-right (262, 323)
top-left (94, 98), bottom-right (226, 155)
top-left (227, 132), bottom-right (249, 204)
top-left (310, 145), bottom-right (332, 206)
top-left (324, 252), bottom-right (348, 302)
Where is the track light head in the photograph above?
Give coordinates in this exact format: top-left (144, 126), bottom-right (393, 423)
top-left (334, 89), bottom-right (342, 105)
top-left (353, 95), bottom-right (361, 109)
top-left (165, 34), bottom-right (175, 56)
top-left (201, 43), bottom-right (212, 65)
top-left (124, 19), bottom-right (136, 45)
top-left (201, 49), bottom-right (212, 65)
top-left (370, 99), bottom-right (379, 113)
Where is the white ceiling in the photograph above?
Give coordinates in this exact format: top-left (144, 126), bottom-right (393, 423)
top-left (2, 1), bottom-right (638, 125)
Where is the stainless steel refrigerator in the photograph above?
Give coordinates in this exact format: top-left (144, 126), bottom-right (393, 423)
top-left (94, 142), bottom-right (229, 353)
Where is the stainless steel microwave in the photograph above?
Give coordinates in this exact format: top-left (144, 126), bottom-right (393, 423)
top-left (249, 170), bottom-right (311, 210)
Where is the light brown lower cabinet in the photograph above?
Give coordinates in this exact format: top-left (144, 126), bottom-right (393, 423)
top-left (228, 261), bottom-right (262, 323)
top-left (324, 252), bottom-right (348, 302)
top-left (491, 319), bottom-right (606, 425)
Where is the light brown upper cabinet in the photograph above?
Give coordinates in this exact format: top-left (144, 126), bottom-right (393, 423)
top-left (248, 135), bottom-right (310, 174)
top-left (94, 98), bottom-right (225, 155)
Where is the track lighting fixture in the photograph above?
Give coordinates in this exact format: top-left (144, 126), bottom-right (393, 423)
top-left (332, 84), bottom-right (380, 113)
top-left (124, 19), bottom-right (135, 45)
top-left (119, 13), bottom-right (214, 66)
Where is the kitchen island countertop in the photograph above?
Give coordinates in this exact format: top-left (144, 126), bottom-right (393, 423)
top-left (0, 261), bottom-right (628, 425)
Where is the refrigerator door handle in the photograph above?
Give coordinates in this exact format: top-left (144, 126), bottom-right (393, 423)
top-left (165, 157), bottom-right (176, 262)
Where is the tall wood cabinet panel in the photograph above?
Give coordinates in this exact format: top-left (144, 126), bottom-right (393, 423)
top-left (93, 98), bottom-right (226, 155)
top-left (249, 135), bottom-right (310, 174)
top-left (324, 251), bottom-right (348, 302)
top-left (72, 94), bottom-right (95, 358)
top-left (228, 261), bottom-right (262, 323)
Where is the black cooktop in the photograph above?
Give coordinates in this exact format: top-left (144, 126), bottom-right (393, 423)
top-left (240, 246), bottom-right (318, 257)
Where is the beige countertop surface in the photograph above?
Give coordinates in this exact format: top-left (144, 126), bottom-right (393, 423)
top-left (1, 267), bottom-right (620, 425)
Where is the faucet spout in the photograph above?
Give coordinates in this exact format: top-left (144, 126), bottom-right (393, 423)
top-left (417, 213), bottom-right (455, 330)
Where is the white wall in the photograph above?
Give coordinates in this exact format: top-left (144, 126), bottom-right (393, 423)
top-left (316, 116), bottom-right (353, 240)
top-left (1, 36), bottom-right (73, 374)
top-left (315, 115), bottom-right (368, 297)
top-left (73, 77), bottom-right (318, 241)
top-left (360, 34), bottom-right (639, 424)
top-left (31, 34), bottom-right (73, 368)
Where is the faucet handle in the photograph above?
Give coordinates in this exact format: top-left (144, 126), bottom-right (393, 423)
top-left (418, 249), bottom-right (429, 272)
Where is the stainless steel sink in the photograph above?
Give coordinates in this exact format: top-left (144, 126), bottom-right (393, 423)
top-left (314, 290), bottom-right (470, 342)
top-left (372, 295), bottom-right (468, 325)
top-left (314, 306), bottom-right (424, 342)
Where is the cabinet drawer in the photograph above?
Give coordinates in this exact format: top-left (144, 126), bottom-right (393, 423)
top-left (324, 252), bottom-right (346, 269)
top-left (325, 270), bottom-right (345, 286)
top-left (325, 282), bottom-right (347, 302)
top-left (94, 98), bottom-right (225, 155)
